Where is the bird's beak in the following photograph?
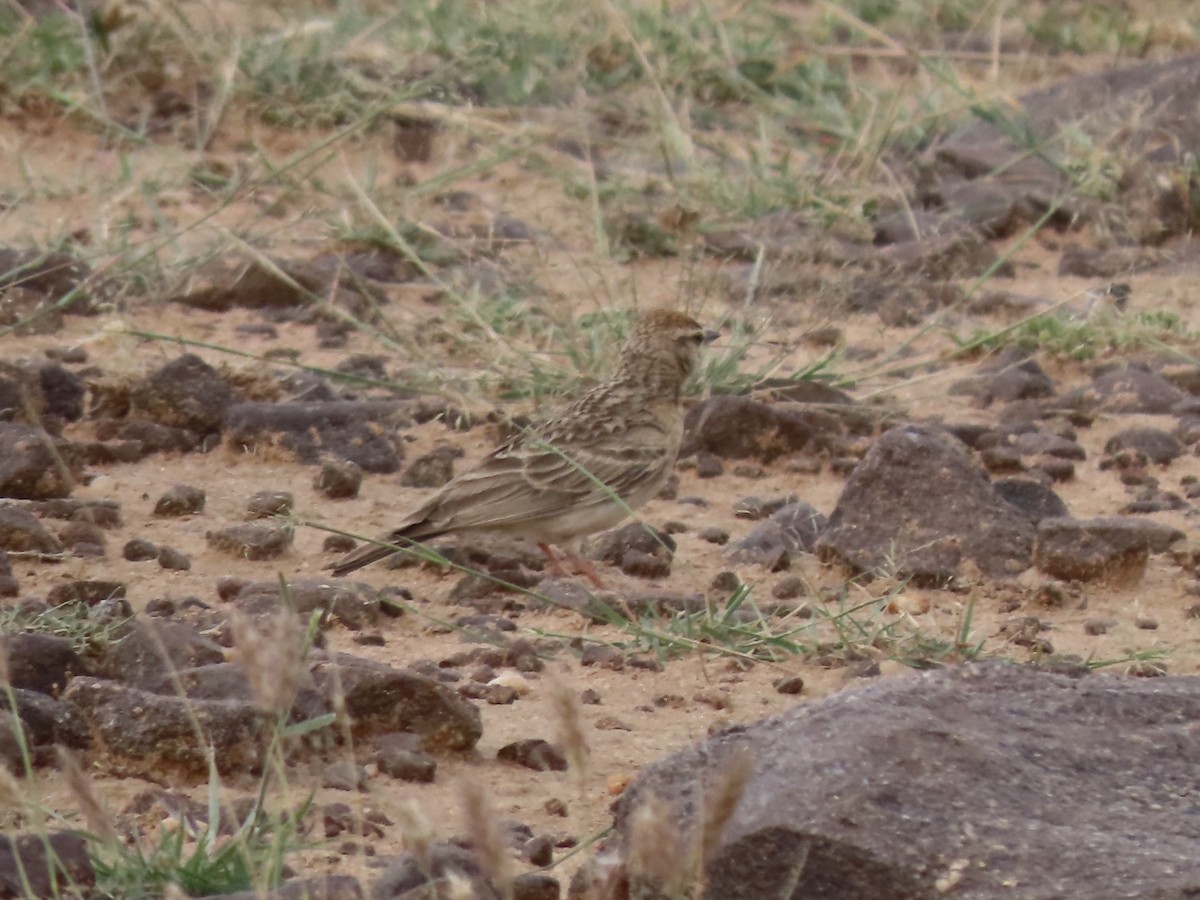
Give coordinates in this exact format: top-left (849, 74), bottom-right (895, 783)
top-left (702, 329), bottom-right (720, 345)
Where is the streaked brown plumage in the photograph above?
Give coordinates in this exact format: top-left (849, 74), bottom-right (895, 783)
top-left (327, 309), bottom-right (715, 584)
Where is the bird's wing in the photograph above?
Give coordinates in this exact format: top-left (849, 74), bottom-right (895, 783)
top-left (413, 427), bottom-right (670, 535)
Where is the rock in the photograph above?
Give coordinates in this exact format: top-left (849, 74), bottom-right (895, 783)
top-left (157, 545), bottom-right (191, 570)
top-left (46, 580), bottom-right (125, 607)
top-left (1088, 364), bottom-right (1186, 414)
top-left (726, 502), bottom-right (828, 568)
top-left (310, 654), bottom-right (481, 751)
top-left (0, 423), bottom-right (80, 499)
top-left (583, 523), bottom-right (675, 579)
top-left (233, 580), bottom-right (380, 631)
top-left (992, 478), bottom-right (1070, 523)
top-left (0, 247), bottom-right (98, 314)
top-left (137, 662), bottom-right (330, 728)
top-left (112, 418), bottom-right (198, 454)
top-left (1104, 427), bottom-right (1183, 465)
top-left (0, 506), bottom-right (64, 557)
top-left (817, 425), bottom-right (1035, 584)
top-left (401, 445), bottom-right (460, 488)
top-left (497, 739), bottom-right (568, 772)
top-left (227, 402), bottom-right (410, 473)
top-left (206, 875), bottom-right (364, 900)
top-left (315, 458), bottom-right (364, 498)
top-left (38, 364), bottom-right (84, 421)
top-left (513, 871), bottom-right (559, 900)
top-left (0, 688), bottom-right (89, 751)
top-left (841, 274), bottom-right (965, 327)
top-left (880, 229), bottom-right (1010, 280)
top-left (129, 353), bottom-right (233, 435)
top-left (153, 484), bottom-right (206, 516)
top-left (1034, 516), bottom-right (1184, 585)
top-left (376, 734), bottom-right (437, 783)
top-left (1058, 245), bottom-right (1162, 277)
top-left (206, 521), bottom-right (292, 560)
top-left (369, 842), bottom-right (497, 900)
top-left (247, 490), bottom-right (294, 518)
top-left (97, 620), bottom-right (225, 689)
top-left (0, 832), bottom-right (94, 898)
top-left (174, 253), bottom-right (402, 315)
top-left (683, 395), bottom-right (835, 462)
top-left (62, 677), bottom-right (271, 778)
top-left (0, 633), bottom-right (88, 695)
top-left (596, 661), bottom-right (1200, 900)
top-left (950, 355), bottom-right (1056, 407)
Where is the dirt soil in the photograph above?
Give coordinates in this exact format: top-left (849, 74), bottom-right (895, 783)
top-left (4, 20), bottom-right (1200, 896)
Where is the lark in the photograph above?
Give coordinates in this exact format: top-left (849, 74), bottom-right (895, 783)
top-left (328, 309), bottom-right (716, 585)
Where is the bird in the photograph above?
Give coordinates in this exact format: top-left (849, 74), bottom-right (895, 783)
top-left (327, 309), bottom-right (717, 586)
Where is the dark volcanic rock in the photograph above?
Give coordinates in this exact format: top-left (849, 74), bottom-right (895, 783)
top-left (370, 842), bottom-right (497, 900)
top-left (97, 620), bottom-right (224, 689)
top-left (0, 633), bottom-right (88, 695)
top-left (0, 831), bottom-right (94, 898)
top-left (596, 662), bottom-right (1200, 900)
top-left (153, 483), bottom-right (206, 517)
top-left (1088, 364), bottom-right (1186, 414)
top-left (0, 506), bottom-right (64, 556)
top-left (401, 445), bottom-right (460, 488)
top-left (0, 423), bottom-right (80, 499)
top-left (992, 478), bottom-right (1069, 523)
top-left (726, 502), bottom-right (828, 568)
top-left (817, 425), bottom-right (1035, 584)
top-left (62, 677), bottom-right (271, 778)
top-left (227, 401), bottom-right (410, 473)
top-left (683, 395), bottom-right (835, 462)
top-left (310, 654), bottom-right (481, 751)
top-left (46, 579), bottom-right (125, 607)
top-left (584, 523), bottom-right (675, 579)
top-left (247, 490), bottom-right (294, 518)
top-left (233, 579), bottom-right (380, 631)
top-left (38, 363), bottom-right (84, 421)
top-left (949, 348), bottom-right (1055, 405)
top-left (1104, 427), bottom-right (1183, 465)
top-left (315, 458), bottom-right (364, 498)
top-left (130, 353), bottom-right (234, 435)
top-left (497, 738), bottom-right (568, 772)
top-left (208, 875), bottom-right (364, 900)
top-left (1034, 516), bottom-right (1184, 585)
top-left (0, 688), bottom-right (89, 751)
top-left (0, 248), bottom-right (97, 313)
top-left (205, 521), bottom-right (292, 560)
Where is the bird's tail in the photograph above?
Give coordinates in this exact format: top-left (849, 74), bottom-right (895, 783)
top-left (326, 542), bottom-right (398, 577)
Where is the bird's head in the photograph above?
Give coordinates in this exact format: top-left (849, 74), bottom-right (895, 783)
top-left (620, 309), bottom-right (718, 384)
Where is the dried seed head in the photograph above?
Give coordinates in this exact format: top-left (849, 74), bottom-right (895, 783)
top-left (699, 746), bottom-right (753, 869)
top-left (627, 793), bottom-right (694, 898)
top-left (396, 798), bottom-right (435, 876)
top-left (549, 675), bottom-right (590, 784)
top-left (459, 778), bottom-right (511, 897)
top-left (57, 746), bottom-right (117, 842)
top-left (0, 763), bottom-right (24, 810)
top-left (230, 608), bottom-right (307, 715)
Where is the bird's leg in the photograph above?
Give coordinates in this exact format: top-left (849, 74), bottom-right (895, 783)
top-left (563, 550), bottom-right (608, 590)
top-left (538, 542), bottom-right (608, 589)
top-left (537, 543), bottom-right (571, 578)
